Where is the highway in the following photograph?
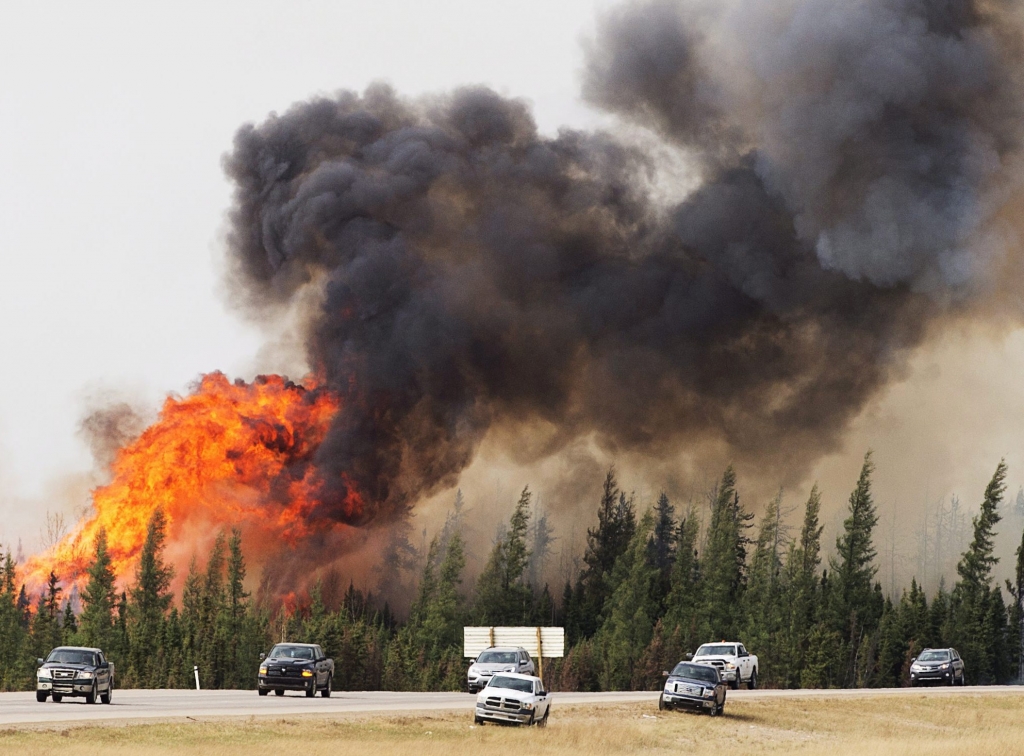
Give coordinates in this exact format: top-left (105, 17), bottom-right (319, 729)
top-left (0, 685), bottom-right (1021, 727)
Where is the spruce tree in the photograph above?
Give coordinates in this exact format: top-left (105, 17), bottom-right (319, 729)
top-left (696, 466), bottom-right (751, 640)
top-left (827, 453), bottom-right (880, 686)
top-left (648, 492), bottom-right (676, 611)
top-left (662, 511), bottom-right (701, 656)
top-left (744, 491), bottom-right (785, 685)
top-left (474, 487), bottom-right (533, 625)
top-left (778, 485), bottom-right (823, 687)
top-left (579, 469), bottom-right (636, 638)
top-left (597, 510), bottom-right (658, 690)
top-left (127, 508), bottom-right (174, 686)
top-left (1006, 522), bottom-right (1024, 682)
top-left (79, 528), bottom-right (117, 653)
top-left (950, 460), bottom-right (1006, 683)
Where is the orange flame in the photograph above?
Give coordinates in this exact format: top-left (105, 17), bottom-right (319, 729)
top-left (25, 372), bottom-right (353, 590)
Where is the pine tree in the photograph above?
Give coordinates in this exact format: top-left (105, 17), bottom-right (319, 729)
top-left (827, 453), bottom-right (880, 686)
top-left (79, 528), bottom-right (117, 653)
top-left (30, 572), bottom-right (62, 659)
top-left (0, 551), bottom-right (29, 690)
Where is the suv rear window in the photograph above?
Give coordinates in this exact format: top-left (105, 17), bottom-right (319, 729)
top-left (477, 651), bottom-right (518, 664)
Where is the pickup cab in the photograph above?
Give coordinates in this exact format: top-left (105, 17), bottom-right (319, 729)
top-left (690, 642), bottom-right (758, 689)
top-left (474, 673), bottom-right (550, 726)
top-left (36, 646), bottom-right (114, 704)
top-left (257, 642), bottom-right (334, 697)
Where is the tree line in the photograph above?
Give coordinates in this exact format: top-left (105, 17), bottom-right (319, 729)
top-left (0, 454), bottom-right (1021, 691)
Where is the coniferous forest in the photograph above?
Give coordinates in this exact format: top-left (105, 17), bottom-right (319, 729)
top-left (1, 454), bottom-right (1022, 692)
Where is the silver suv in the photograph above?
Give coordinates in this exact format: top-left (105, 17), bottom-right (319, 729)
top-left (467, 647), bottom-right (536, 693)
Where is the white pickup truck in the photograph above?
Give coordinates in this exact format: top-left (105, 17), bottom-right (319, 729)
top-left (474, 673), bottom-right (551, 726)
top-left (690, 642), bottom-right (758, 689)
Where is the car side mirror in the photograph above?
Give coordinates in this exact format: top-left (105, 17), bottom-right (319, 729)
top-left (36, 658), bottom-right (44, 667)
top-left (259, 652), bottom-right (266, 660)
top-left (684, 653), bottom-right (693, 660)
top-left (662, 671), bottom-right (669, 677)
top-left (911, 657), bottom-right (917, 663)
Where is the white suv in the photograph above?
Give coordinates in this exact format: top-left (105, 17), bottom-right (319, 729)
top-left (474, 673), bottom-right (550, 726)
top-left (466, 647), bottom-right (536, 693)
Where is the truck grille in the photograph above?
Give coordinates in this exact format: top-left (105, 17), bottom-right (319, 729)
top-left (268, 665), bottom-right (304, 677)
top-left (51, 669), bottom-right (77, 680)
top-left (484, 696), bottom-right (524, 711)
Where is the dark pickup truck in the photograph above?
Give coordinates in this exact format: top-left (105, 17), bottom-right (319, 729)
top-left (36, 646), bottom-right (114, 704)
top-left (257, 642), bottom-right (334, 697)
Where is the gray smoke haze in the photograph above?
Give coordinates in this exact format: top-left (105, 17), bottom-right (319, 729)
top-left (222, 0), bottom-right (1024, 526)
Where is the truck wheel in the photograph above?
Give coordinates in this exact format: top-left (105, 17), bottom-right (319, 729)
top-left (658, 694), bottom-right (666, 711)
top-left (474, 716), bottom-right (484, 725)
top-left (708, 702), bottom-right (719, 717)
top-left (51, 694), bottom-right (62, 703)
top-left (747, 670), bottom-right (757, 690)
top-left (717, 702), bottom-right (725, 716)
top-left (305, 678), bottom-right (316, 697)
top-left (35, 691), bottom-right (47, 703)
top-left (274, 689), bottom-right (284, 696)
top-left (729, 677), bottom-right (739, 691)
top-left (258, 688), bottom-right (269, 696)
top-left (101, 684), bottom-right (112, 704)
top-left (321, 674), bottom-right (332, 698)
top-left (85, 682), bottom-right (97, 705)
top-left (537, 708), bottom-right (549, 727)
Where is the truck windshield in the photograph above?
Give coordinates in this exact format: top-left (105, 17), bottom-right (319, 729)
top-left (269, 645), bottom-right (315, 659)
top-left (672, 663), bottom-right (719, 683)
top-left (46, 650), bottom-right (98, 666)
top-left (695, 645), bottom-right (735, 657)
top-left (488, 676), bottom-right (533, 693)
top-left (477, 651), bottom-right (518, 664)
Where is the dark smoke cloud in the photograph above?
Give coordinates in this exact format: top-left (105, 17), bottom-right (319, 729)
top-left (223, 0), bottom-right (1024, 524)
top-left (79, 402), bottom-right (147, 472)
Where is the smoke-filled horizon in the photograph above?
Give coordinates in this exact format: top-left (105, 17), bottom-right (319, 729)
top-left (223, 0), bottom-right (1024, 531)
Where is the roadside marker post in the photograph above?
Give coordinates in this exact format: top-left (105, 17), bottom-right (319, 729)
top-left (194, 666), bottom-right (200, 691)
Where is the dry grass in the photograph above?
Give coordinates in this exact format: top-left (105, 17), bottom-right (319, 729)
top-left (0, 693), bottom-right (1021, 756)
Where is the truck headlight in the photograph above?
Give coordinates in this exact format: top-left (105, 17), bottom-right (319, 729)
top-left (939, 663), bottom-right (949, 670)
top-left (725, 663), bottom-right (736, 670)
top-left (78, 671), bottom-right (94, 679)
top-left (522, 702), bottom-right (534, 710)
top-left (301, 670), bottom-right (314, 677)
top-left (702, 688), bottom-right (715, 698)
top-left (259, 666), bottom-right (268, 675)
top-left (36, 669), bottom-right (50, 679)
top-left (910, 664), bottom-right (922, 672)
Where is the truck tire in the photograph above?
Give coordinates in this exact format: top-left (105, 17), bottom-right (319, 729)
top-left (729, 676), bottom-right (739, 691)
top-left (85, 682), bottom-right (96, 705)
top-left (321, 674), bottom-right (332, 698)
top-left (708, 702), bottom-right (719, 717)
top-left (35, 691), bottom-right (47, 703)
top-left (101, 683), bottom-right (112, 704)
top-left (51, 694), bottom-right (62, 703)
top-left (258, 688), bottom-right (269, 696)
top-left (275, 689), bottom-right (284, 696)
top-left (305, 678), bottom-right (316, 697)
top-left (747, 670), bottom-right (757, 690)
top-left (537, 708), bottom-right (549, 727)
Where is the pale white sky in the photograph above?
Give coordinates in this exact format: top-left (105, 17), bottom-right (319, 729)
top-left (0, 0), bottom-right (608, 529)
top-left (4, 1), bottom-right (1024, 578)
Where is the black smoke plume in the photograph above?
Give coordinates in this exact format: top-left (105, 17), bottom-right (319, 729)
top-left (223, 0), bottom-right (1024, 523)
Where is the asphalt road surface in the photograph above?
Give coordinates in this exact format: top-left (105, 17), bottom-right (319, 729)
top-left (0, 685), bottom-right (1021, 727)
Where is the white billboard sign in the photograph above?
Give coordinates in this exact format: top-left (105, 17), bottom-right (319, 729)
top-left (463, 626), bottom-right (565, 659)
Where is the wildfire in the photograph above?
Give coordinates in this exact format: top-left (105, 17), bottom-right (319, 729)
top-left (25, 372), bottom-right (354, 590)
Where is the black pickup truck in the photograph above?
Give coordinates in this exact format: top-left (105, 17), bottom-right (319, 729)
top-left (36, 646), bottom-right (114, 704)
top-left (257, 642), bottom-right (334, 697)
